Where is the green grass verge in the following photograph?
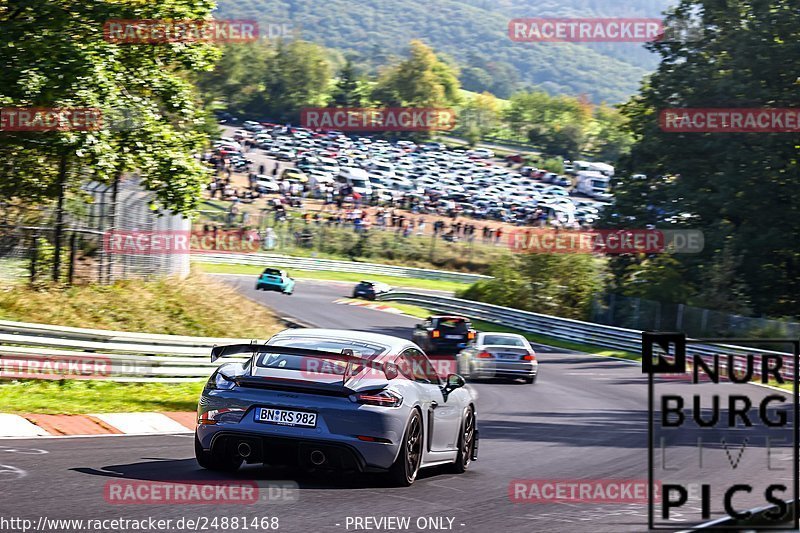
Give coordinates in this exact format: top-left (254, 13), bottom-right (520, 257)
top-left (0, 270), bottom-right (284, 337)
top-left (0, 380), bottom-right (204, 414)
top-left (195, 262), bottom-right (468, 292)
top-left (0, 270), bottom-right (286, 414)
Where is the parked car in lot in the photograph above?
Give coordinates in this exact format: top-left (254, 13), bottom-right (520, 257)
top-left (456, 332), bottom-right (538, 383)
top-left (467, 148), bottom-right (495, 159)
top-left (281, 168), bottom-right (308, 183)
top-left (352, 280), bottom-right (392, 300)
top-left (254, 175), bottom-right (279, 193)
top-left (255, 268), bottom-right (295, 295)
top-left (412, 316), bottom-right (477, 355)
top-left (275, 148), bottom-right (297, 161)
top-left (196, 328), bottom-right (478, 485)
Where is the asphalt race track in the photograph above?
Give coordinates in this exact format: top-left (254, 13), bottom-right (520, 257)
top-left (1, 277), bottom-right (794, 532)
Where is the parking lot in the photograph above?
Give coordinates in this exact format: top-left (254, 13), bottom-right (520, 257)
top-left (209, 122), bottom-right (613, 234)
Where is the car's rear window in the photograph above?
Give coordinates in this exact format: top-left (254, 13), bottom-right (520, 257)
top-left (262, 268), bottom-right (281, 276)
top-left (482, 335), bottom-right (526, 347)
top-left (254, 338), bottom-right (388, 375)
top-left (435, 318), bottom-right (469, 333)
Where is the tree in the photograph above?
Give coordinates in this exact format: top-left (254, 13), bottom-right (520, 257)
top-left (261, 40), bottom-right (332, 122)
top-left (457, 91), bottom-right (500, 139)
top-left (372, 41), bottom-right (461, 108)
top-left (0, 0), bottom-right (218, 280)
top-left (328, 59), bottom-right (367, 107)
top-left (607, 0), bottom-right (800, 317)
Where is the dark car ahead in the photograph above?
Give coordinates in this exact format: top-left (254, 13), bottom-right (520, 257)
top-left (352, 281), bottom-right (392, 300)
top-left (412, 316), bottom-right (477, 355)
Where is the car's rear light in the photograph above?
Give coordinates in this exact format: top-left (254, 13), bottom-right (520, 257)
top-left (477, 351), bottom-right (494, 359)
top-left (350, 390), bottom-right (403, 407)
top-left (198, 408), bottom-right (246, 425)
top-left (467, 331), bottom-right (476, 340)
top-left (522, 353), bottom-right (536, 361)
top-left (431, 330), bottom-right (440, 338)
top-left (356, 435), bottom-right (393, 444)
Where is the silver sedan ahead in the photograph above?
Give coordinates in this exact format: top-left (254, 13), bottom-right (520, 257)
top-left (456, 332), bottom-right (538, 384)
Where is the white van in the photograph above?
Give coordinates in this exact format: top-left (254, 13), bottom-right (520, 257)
top-left (337, 167), bottom-right (372, 196)
top-left (572, 161), bottom-right (615, 177)
top-left (575, 171), bottom-right (612, 200)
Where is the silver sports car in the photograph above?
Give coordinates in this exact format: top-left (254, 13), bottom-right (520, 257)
top-left (456, 332), bottom-right (539, 383)
top-left (195, 328), bottom-right (478, 486)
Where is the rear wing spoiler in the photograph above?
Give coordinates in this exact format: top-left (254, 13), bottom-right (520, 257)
top-left (210, 343), bottom-right (399, 382)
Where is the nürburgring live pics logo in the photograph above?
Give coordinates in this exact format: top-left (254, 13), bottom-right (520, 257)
top-left (643, 332), bottom-right (799, 530)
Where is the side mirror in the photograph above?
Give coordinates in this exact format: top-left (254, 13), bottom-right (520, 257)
top-left (444, 373), bottom-right (465, 393)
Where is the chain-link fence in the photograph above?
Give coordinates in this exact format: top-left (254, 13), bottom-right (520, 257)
top-left (590, 293), bottom-right (800, 339)
top-left (0, 177), bottom-right (189, 286)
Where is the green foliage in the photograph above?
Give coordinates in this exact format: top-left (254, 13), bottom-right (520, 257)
top-left (500, 90), bottom-right (630, 161)
top-left (197, 39), bottom-right (331, 122)
top-left (458, 254), bottom-right (606, 320)
top-left (455, 92), bottom-right (502, 138)
top-left (0, 0), bottom-right (217, 216)
top-left (328, 59), bottom-right (368, 107)
top-left (605, 0), bottom-right (800, 318)
top-left (620, 254), bottom-right (691, 304)
top-left (372, 41), bottom-right (461, 108)
top-left (215, 0), bottom-right (671, 103)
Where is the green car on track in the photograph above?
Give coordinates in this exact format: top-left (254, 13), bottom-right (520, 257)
top-left (255, 267), bottom-right (295, 295)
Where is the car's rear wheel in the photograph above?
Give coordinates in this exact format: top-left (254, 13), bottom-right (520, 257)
top-left (388, 410), bottom-right (423, 486)
top-left (525, 375), bottom-right (537, 384)
top-left (450, 407), bottom-right (475, 473)
top-left (194, 434), bottom-right (242, 472)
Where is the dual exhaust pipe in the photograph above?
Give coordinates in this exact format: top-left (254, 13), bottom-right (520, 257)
top-left (235, 441), bottom-right (326, 466)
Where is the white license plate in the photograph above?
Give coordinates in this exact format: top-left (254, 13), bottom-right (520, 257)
top-left (254, 407), bottom-right (317, 428)
top-left (445, 335), bottom-right (462, 339)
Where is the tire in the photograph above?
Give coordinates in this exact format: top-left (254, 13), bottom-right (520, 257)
top-left (388, 410), bottom-right (423, 486)
top-left (194, 434), bottom-right (242, 472)
top-left (525, 375), bottom-right (536, 384)
top-left (450, 407), bottom-right (476, 473)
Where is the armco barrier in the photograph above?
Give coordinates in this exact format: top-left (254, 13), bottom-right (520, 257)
top-left (377, 291), bottom-right (796, 379)
top-left (193, 253), bottom-right (490, 283)
top-left (0, 324), bottom-right (263, 382)
top-left (0, 291), bottom-right (793, 382)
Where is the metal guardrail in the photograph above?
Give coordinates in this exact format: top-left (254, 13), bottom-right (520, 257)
top-left (193, 253), bottom-right (491, 283)
top-left (0, 289), bottom-right (793, 383)
top-left (0, 322), bottom-right (263, 382)
top-left (378, 291), bottom-right (796, 379)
